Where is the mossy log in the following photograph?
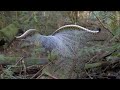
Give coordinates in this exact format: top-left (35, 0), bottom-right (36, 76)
top-left (84, 61), bottom-right (110, 69)
top-left (0, 55), bottom-right (49, 66)
top-left (0, 54), bottom-right (112, 69)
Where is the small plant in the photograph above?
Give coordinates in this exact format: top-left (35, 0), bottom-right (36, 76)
top-left (0, 65), bottom-right (16, 79)
top-left (47, 51), bottom-right (58, 62)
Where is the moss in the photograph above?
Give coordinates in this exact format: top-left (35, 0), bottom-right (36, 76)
top-left (47, 52), bottom-right (58, 62)
top-left (0, 22), bottom-right (19, 42)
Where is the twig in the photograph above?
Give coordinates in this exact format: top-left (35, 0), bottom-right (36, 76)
top-left (21, 60), bottom-right (27, 77)
top-left (36, 71), bottom-right (58, 79)
top-left (14, 56), bottom-right (25, 76)
top-left (87, 49), bottom-right (117, 64)
top-left (102, 65), bottom-right (110, 72)
top-left (15, 56), bottom-right (25, 66)
top-left (36, 73), bottom-right (44, 79)
top-left (27, 65), bottom-right (41, 69)
top-left (43, 72), bottom-right (58, 79)
top-left (30, 62), bottom-right (52, 79)
top-left (92, 12), bottom-right (115, 36)
top-left (87, 54), bottom-right (99, 63)
top-left (85, 70), bottom-right (93, 79)
top-left (102, 49), bottom-right (118, 59)
top-left (112, 62), bottom-right (120, 68)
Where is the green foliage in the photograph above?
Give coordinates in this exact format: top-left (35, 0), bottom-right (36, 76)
top-left (0, 54), bottom-right (18, 64)
top-left (111, 52), bottom-right (120, 57)
top-left (31, 46), bottom-right (46, 57)
top-left (47, 52), bottom-right (58, 62)
top-left (78, 46), bottom-right (102, 57)
top-left (0, 22), bottom-right (19, 41)
top-left (0, 54), bottom-right (5, 61)
top-left (0, 67), bottom-right (15, 79)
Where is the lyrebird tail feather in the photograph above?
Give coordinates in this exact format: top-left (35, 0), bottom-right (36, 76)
top-left (52, 25), bottom-right (100, 35)
top-left (16, 29), bottom-right (36, 39)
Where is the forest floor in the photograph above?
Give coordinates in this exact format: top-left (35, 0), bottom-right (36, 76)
top-left (0, 39), bottom-right (120, 79)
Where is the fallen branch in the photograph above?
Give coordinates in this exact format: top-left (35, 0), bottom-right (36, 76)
top-left (43, 72), bottom-right (58, 79)
top-left (0, 55), bottom-right (49, 66)
top-left (85, 57), bottom-right (120, 69)
top-left (85, 61), bottom-right (110, 69)
top-left (30, 62), bottom-right (52, 79)
top-left (87, 49), bottom-right (118, 63)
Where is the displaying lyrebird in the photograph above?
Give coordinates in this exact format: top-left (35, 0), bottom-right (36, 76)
top-left (16, 25), bottom-right (112, 58)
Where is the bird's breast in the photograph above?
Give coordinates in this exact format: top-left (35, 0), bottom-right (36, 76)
top-left (40, 36), bottom-right (58, 51)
